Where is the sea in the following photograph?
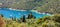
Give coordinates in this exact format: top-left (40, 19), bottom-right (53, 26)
top-left (0, 8), bottom-right (51, 19)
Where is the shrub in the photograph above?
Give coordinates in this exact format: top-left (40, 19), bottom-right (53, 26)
top-left (52, 14), bottom-right (60, 23)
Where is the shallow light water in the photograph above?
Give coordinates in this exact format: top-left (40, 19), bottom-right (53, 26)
top-left (0, 8), bottom-right (51, 19)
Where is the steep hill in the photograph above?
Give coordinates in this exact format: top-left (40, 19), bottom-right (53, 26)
top-left (0, 0), bottom-right (60, 14)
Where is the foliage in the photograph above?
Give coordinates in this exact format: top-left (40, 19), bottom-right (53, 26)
top-left (20, 15), bottom-right (26, 22)
top-left (0, 14), bottom-right (60, 27)
top-left (0, 0), bottom-right (60, 13)
top-left (52, 14), bottom-right (60, 23)
top-left (27, 13), bottom-right (36, 19)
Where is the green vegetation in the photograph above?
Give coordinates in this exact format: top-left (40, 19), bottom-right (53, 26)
top-left (0, 0), bottom-right (60, 13)
top-left (27, 13), bottom-right (36, 19)
top-left (13, 0), bottom-right (60, 14)
top-left (0, 0), bottom-right (60, 27)
top-left (0, 14), bottom-right (60, 27)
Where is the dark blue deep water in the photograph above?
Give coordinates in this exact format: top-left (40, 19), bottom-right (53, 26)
top-left (0, 8), bottom-right (51, 19)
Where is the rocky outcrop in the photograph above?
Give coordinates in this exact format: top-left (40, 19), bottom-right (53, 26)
top-left (0, 15), bottom-right (6, 27)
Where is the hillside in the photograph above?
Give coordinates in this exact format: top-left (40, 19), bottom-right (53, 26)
top-left (36, 0), bottom-right (60, 14)
top-left (0, 14), bottom-right (60, 27)
top-left (0, 0), bottom-right (60, 13)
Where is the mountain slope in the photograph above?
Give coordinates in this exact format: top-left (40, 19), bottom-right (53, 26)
top-left (0, 0), bottom-right (60, 13)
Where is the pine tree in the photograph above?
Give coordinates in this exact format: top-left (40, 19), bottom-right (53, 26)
top-left (27, 13), bottom-right (36, 19)
top-left (21, 15), bottom-right (26, 22)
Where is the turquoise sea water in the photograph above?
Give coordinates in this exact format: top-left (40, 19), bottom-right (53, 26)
top-left (0, 8), bottom-right (51, 19)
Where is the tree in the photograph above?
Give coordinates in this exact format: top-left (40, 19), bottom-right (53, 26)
top-left (20, 15), bottom-right (26, 22)
top-left (27, 13), bottom-right (36, 19)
